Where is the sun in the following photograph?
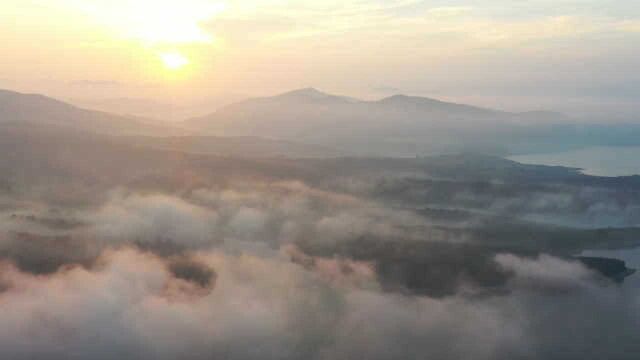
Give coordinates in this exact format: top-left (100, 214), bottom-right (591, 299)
top-left (160, 52), bottom-right (190, 70)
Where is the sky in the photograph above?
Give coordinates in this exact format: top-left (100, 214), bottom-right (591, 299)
top-left (0, 0), bottom-right (639, 117)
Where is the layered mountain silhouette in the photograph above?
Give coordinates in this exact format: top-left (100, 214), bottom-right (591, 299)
top-left (185, 88), bottom-right (584, 155)
top-left (3, 87), bottom-right (640, 157)
top-left (186, 88), bottom-right (640, 156)
top-left (70, 96), bottom-right (238, 121)
top-left (186, 88), bottom-right (520, 135)
top-left (0, 89), bottom-right (340, 158)
top-left (0, 89), bottom-right (178, 135)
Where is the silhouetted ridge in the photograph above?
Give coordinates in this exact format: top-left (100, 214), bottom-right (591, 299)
top-left (271, 88), bottom-right (358, 103)
top-left (0, 88), bottom-right (176, 136)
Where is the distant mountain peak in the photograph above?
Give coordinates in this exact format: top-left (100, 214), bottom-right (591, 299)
top-left (379, 94), bottom-right (440, 102)
top-left (276, 87), bottom-right (334, 99)
top-left (270, 88), bottom-right (361, 104)
top-left (375, 94), bottom-right (503, 116)
top-left (290, 87), bottom-right (324, 95)
top-left (385, 94), bottom-right (410, 100)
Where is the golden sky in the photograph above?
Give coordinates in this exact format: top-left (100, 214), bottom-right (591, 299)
top-left (1, 1), bottom-right (639, 114)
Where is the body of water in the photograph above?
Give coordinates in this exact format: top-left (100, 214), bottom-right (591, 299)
top-left (509, 146), bottom-right (640, 177)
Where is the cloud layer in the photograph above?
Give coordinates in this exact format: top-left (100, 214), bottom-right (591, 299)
top-left (0, 180), bottom-right (638, 360)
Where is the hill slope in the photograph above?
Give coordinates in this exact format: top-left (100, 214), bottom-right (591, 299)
top-left (0, 89), bottom-right (178, 135)
top-left (185, 88), bottom-right (575, 155)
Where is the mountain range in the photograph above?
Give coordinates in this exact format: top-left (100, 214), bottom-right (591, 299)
top-left (0, 89), bottom-right (179, 136)
top-left (0, 89), bottom-right (339, 158)
top-left (185, 88), bottom-right (589, 155)
top-left (3, 87), bottom-right (640, 157)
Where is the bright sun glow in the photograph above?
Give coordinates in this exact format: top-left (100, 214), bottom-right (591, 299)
top-left (160, 52), bottom-right (190, 70)
top-left (78, 1), bottom-right (226, 44)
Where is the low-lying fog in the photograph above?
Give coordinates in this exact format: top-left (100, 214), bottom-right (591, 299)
top-left (0, 89), bottom-right (639, 359)
top-left (0, 127), bottom-right (639, 359)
